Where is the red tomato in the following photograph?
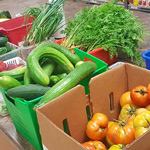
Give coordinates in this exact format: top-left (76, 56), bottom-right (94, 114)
top-left (106, 120), bottom-right (135, 145)
top-left (0, 61), bottom-right (6, 72)
top-left (130, 86), bottom-right (150, 107)
top-left (86, 113), bottom-right (108, 140)
top-left (82, 143), bottom-right (96, 150)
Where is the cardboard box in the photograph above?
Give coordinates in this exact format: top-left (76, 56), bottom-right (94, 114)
top-left (36, 63), bottom-right (150, 150)
top-left (0, 128), bottom-right (20, 150)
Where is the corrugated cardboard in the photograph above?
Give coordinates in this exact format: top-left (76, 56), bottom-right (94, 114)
top-left (0, 128), bottom-right (20, 150)
top-left (36, 63), bottom-right (150, 150)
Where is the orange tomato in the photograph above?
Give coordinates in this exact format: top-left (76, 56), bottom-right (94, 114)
top-left (106, 120), bottom-right (135, 145)
top-left (82, 143), bottom-right (96, 150)
top-left (130, 86), bottom-right (150, 107)
top-left (85, 141), bottom-right (107, 150)
top-left (109, 144), bottom-right (125, 150)
top-left (120, 91), bottom-right (133, 107)
top-left (86, 113), bottom-right (108, 140)
top-left (145, 104), bottom-right (150, 110)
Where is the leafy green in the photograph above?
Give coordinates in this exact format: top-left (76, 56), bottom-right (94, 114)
top-left (64, 2), bottom-right (148, 66)
top-left (23, 0), bottom-right (66, 45)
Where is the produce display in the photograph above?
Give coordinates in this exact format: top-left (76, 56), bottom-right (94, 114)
top-left (63, 0), bottom-right (148, 66)
top-left (0, 42), bottom-right (97, 109)
top-left (0, 37), bottom-right (15, 55)
top-left (81, 84), bottom-right (150, 150)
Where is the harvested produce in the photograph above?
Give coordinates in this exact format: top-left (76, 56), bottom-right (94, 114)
top-left (24, 69), bottom-right (34, 85)
top-left (0, 66), bottom-right (26, 80)
top-left (0, 76), bottom-right (21, 90)
top-left (118, 104), bottom-right (137, 122)
top-left (24, 0), bottom-right (66, 45)
top-left (106, 120), bottom-right (135, 145)
top-left (0, 61), bottom-right (6, 72)
top-left (49, 75), bottom-right (60, 85)
top-left (133, 111), bottom-right (150, 139)
top-left (27, 45), bottom-right (74, 86)
top-left (7, 84), bottom-right (50, 100)
top-left (120, 91), bottom-right (133, 107)
top-left (82, 143), bottom-right (96, 150)
top-left (86, 113), bottom-right (108, 140)
top-left (109, 144), bottom-right (125, 150)
top-left (63, 1), bottom-right (148, 66)
top-left (82, 141), bottom-right (107, 150)
top-left (34, 61), bottom-right (97, 109)
top-left (130, 85), bottom-right (150, 107)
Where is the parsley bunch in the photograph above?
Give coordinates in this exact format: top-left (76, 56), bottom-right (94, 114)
top-left (64, 2), bottom-right (148, 66)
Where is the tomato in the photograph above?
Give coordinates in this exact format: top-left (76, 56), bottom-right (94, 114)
top-left (120, 91), bottom-right (133, 107)
top-left (118, 104), bottom-right (137, 122)
top-left (106, 120), bottom-right (135, 145)
top-left (135, 108), bottom-right (148, 116)
top-left (109, 144), bottom-right (125, 150)
top-left (0, 61), bottom-right (6, 72)
top-left (133, 111), bottom-right (150, 138)
top-left (145, 104), bottom-right (150, 111)
top-left (86, 113), bottom-right (108, 140)
top-left (85, 141), bottom-right (107, 150)
top-left (130, 86), bottom-right (150, 107)
top-left (82, 143), bottom-right (96, 150)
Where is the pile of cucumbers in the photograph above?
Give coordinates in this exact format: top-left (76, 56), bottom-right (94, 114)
top-left (0, 37), bottom-right (14, 55)
top-left (0, 42), bottom-right (97, 109)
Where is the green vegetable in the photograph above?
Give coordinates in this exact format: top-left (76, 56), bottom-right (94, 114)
top-left (64, 1), bottom-right (148, 66)
top-left (27, 46), bottom-right (74, 86)
top-left (7, 84), bottom-right (50, 100)
top-left (5, 44), bottom-right (13, 52)
top-left (39, 42), bottom-right (81, 65)
top-left (0, 101), bottom-right (9, 116)
top-left (24, 0), bottom-right (65, 45)
top-left (41, 59), bottom-right (56, 77)
top-left (0, 66), bottom-right (26, 80)
top-left (24, 69), bottom-right (34, 85)
top-left (50, 75), bottom-right (60, 85)
top-left (34, 61), bottom-right (97, 109)
top-left (56, 73), bottom-right (67, 79)
top-left (0, 47), bottom-right (7, 55)
top-left (0, 76), bottom-right (21, 90)
top-left (0, 11), bottom-right (11, 19)
top-left (0, 37), bottom-right (8, 47)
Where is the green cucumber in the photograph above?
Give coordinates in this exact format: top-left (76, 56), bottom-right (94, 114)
top-left (49, 75), bottom-right (60, 85)
top-left (0, 76), bottom-right (21, 90)
top-left (24, 69), bottom-right (34, 85)
top-left (0, 37), bottom-right (8, 47)
top-left (37, 42), bottom-right (81, 65)
top-left (0, 47), bottom-right (7, 55)
top-left (7, 84), bottom-right (51, 100)
top-left (41, 59), bottom-right (55, 77)
top-left (27, 46), bottom-right (74, 86)
top-left (5, 44), bottom-right (13, 52)
top-left (0, 66), bottom-right (26, 80)
top-left (56, 73), bottom-right (67, 79)
top-left (34, 61), bottom-right (97, 109)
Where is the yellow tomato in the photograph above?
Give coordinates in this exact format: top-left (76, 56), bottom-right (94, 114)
top-left (109, 144), bottom-right (125, 150)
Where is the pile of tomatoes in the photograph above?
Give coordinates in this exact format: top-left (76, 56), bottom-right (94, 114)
top-left (82, 85), bottom-right (150, 150)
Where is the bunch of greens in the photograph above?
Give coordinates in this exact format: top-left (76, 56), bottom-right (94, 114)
top-left (24, 0), bottom-right (65, 46)
top-left (64, 2), bottom-right (148, 66)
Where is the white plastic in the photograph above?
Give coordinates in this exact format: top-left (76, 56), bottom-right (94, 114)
top-left (108, 62), bottom-right (124, 69)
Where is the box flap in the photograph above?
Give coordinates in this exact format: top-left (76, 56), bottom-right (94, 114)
top-left (89, 64), bottom-right (128, 120)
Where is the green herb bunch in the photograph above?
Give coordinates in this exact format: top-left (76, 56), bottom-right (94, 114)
top-left (64, 2), bottom-right (148, 66)
top-left (24, 0), bottom-right (65, 45)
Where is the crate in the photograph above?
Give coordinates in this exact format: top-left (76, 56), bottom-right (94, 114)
top-left (0, 42), bottom-right (20, 61)
top-left (0, 16), bottom-right (33, 45)
top-left (0, 49), bottom-right (107, 150)
top-left (55, 38), bottom-right (117, 65)
top-left (142, 49), bottom-right (150, 70)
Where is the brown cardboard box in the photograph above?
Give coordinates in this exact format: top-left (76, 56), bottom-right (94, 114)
top-left (36, 63), bottom-right (150, 150)
top-left (0, 128), bottom-right (20, 150)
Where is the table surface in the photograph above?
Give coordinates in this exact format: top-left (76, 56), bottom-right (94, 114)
top-left (0, 93), bottom-right (35, 150)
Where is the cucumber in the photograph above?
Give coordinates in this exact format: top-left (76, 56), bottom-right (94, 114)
top-left (37, 42), bottom-right (81, 65)
top-left (0, 66), bottom-right (26, 80)
top-left (0, 37), bottom-right (8, 47)
top-left (5, 43), bottom-right (13, 52)
top-left (7, 84), bottom-right (51, 100)
top-left (34, 61), bottom-right (97, 109)
top-left (0, 76), bottom-right (21, 90)
top-left (41, 59), bottom-right (55, 77)
top-left (0, 47), bottom-right (7, 55)
top-left (24, 69), bottom-right (34, 85)
top-left (49, 75), bottom-right (60, 85)
top-left (27, 46), bottom-right (74, 86)
top-left (56, 73), bottom-right (67, 79)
